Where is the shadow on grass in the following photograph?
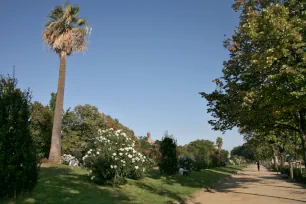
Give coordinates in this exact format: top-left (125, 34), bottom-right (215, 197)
top-left (12, 165), bottom-right (132, 204)
top-left (4, 164), bottom-right (246, 204)
top-left (134, 165), bottom-right (246, 203)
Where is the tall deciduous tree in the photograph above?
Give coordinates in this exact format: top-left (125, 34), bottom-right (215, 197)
top-left (201, 0), bottom-right (306, 167)
top-left (43, 4), bottom-right (90, 163)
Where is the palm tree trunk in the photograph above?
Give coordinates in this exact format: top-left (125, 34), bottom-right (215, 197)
top-left (49, 52), bottom-right (66, 163)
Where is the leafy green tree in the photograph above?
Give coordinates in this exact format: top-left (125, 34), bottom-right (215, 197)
top-left (43, 4), bottom-right (90, 163)
top-left (187, 140), bottom-right (216, 162)
top-left (177, 145), bottom-right (190, 157)
top-left (220, 149), bottom-right (229, 166)
top-left (61, 104), bottom-right (136, 161)
top-left (159, 132), bottom-right (178, 175)
top-left (0, 75), bottom-right (39, 198)
top-left (61, 105), bottom-right (105, 159)
top-left (30, 102), bottom-right (53, 158)
top-left (201, 0), bottom-right (306, 167)
top-left (231, 144), bottom-right (256, 161)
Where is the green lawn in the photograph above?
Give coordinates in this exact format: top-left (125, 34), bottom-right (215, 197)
top-left (6, 164), bottom-right (246, 204)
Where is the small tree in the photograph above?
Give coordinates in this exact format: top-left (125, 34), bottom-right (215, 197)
top-left (0, 75), bottom-right (39, 198)
top-left (159, 132), bottom-right (178, 175)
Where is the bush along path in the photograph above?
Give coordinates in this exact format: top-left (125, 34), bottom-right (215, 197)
top-left (7, 164), bottom-right (246, 204)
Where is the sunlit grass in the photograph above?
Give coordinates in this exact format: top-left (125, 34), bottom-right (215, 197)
top-left (5, 163), bottom-right (246, 204)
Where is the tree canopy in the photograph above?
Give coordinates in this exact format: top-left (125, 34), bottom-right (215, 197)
top-left (201, 0), bottom-right (306, 167)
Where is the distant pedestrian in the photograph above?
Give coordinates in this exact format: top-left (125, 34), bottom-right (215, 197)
top-left (257, 161), bottom-right (260, 171)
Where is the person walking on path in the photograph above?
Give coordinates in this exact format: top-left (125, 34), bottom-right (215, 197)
top-left (257, 161), bottom-right (260, 171)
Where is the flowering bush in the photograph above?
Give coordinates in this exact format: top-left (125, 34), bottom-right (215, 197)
top-left (61, 154), bottom-right (78, 165)
top-left (178, 156), bottom-right (195, 171)
top-left (83, 128), bottom-right (151, 185)
top-left (138, 145), bottom-right (162, 166)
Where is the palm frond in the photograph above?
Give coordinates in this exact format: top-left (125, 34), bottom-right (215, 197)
top-left (76, 18), bottom-right (87, 26)
top-left (43, 3), bottom-right (90, 55)
top-left (47, 6), bottom-right (64, 20)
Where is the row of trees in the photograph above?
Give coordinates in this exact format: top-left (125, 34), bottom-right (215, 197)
top-left (201, 0), bottom-right (306, 168)
top-left (177, 137), bottom-right (229, 169)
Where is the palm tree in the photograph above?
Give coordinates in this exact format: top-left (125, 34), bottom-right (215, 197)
top-left (43, 4), bottom-right (90, 163)
top-left (216, 137), bottom-right (223, 153)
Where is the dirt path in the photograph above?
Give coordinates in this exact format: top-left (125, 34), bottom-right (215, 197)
top-left (187, 164), bottom-right (306, 204)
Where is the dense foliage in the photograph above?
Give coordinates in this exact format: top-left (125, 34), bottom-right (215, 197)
top-left (178, 156), bottom-right (195, 171)
top-left (30, 93), bottom-right (55, 158)
top-left (83, 128), bottom-right (152, 185)
top-left (177, 139), bottom-right (229, 169)
top-left (159, 133), bottom-right (178, 175)
top-left (201, 0), bottom-right (306, 168)
top-left (0, 76), bottom-right (39, 198)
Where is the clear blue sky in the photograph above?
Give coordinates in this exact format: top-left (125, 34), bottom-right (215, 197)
top-left (0, 0), bottom-right (244, 151)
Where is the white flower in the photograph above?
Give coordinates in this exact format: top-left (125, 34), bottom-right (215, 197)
top-left (143, 168), bottom-right (145, 172)
top-left (113, 153), bottom-right (117, 156)
top-left (135, 166), bottom-right (139, 170)
top-left (132, 159), bottom-right (135, 163)
top-left (123, 164), bottom-right (126, 167)
top-left (109, 128), bottom-right (114, 131)
top-left (115, 157), bottom-right (118, 160)
top-left (97, 152), bottom-right (100, 155)
top-left (128, 154), bottom-right (132, 158)
top-left (114, 165), bottom-right (117, 169)
top-left (121, 133), bottom-right (127, 137)
top-left (91, 176), bottom-right (95, 180)
top-left (111, 165), bottom-right (114, 169)
top-left (119, 153), bottom-right (123, 156)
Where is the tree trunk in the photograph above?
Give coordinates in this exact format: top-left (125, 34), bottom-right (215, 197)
top-left (299, 110), bottom-right (306, 169)
top-left (273, 155), bottom-right (279, 172)
top-left (279, 148), bottom-right (285, 169)
top-left (303, 136), bottom-right (306, 169)
top-left (49, 53), bottom-right (66, 163)
top-left (271, 145), bottom-right (278, 172)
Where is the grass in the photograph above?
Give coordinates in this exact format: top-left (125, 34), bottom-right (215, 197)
top-left (5, 164), bottom-right (247, 204)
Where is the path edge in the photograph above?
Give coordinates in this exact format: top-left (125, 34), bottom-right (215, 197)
top-left (173, 166), bottom-right (247, 204)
